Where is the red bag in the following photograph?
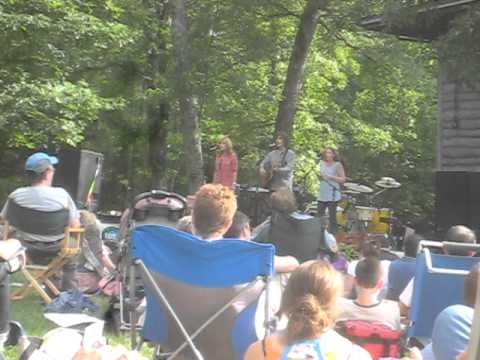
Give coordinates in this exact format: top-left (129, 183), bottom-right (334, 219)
top-left (336, 320), bottom-right (402, 360)
top-left (99, 275), bottom-right (120, 296)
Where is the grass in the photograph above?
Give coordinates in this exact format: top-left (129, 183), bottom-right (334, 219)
top-left (4, 275), bottom-right (153, 359)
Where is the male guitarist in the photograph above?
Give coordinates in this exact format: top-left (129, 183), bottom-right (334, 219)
top-left (259, 132), bottom-right (295, 191)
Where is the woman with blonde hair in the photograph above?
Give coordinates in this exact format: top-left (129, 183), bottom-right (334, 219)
top-left (245, 260), bottom-right (371, 360)
top-left (317, 147), bottom-right (346, 234)
top-left (213, 136), bottom-right (238, 189)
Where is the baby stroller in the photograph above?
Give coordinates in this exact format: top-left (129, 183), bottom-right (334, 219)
top-left (108, 190), bottom-right (187, 344)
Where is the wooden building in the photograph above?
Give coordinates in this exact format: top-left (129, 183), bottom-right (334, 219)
top-left (361, 0), bottom-right (480, 235)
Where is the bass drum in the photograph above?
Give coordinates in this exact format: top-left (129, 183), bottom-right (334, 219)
top-left (368, 208), bottom-right (393, 233)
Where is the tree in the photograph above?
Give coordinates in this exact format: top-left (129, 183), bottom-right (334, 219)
top-left (274, 0), bottom-right (328, 138)
top-left (171, 0), bottom-right (204, 193)
top-left (0, 0), bottom-right (133, 149)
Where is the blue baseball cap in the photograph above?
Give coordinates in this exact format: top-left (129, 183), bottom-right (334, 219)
top-left (25, 152), bottom-right (59, 174)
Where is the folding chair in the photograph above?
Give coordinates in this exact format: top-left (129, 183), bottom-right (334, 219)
top-left (407, 240), bottom-right (480, 338)
top-left (255, 212), bottom-right (328, 263)
top-left (2, 200), bottom-right (83, 303)
top-left (115, 190), bottom-right (187, 335)
top-left (465, 267), bottom-right (480, 360)
top-left (131, 224), bottom-right (275, 360)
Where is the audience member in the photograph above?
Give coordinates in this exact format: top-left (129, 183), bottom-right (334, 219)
top-left (1, 152), bottom-right (80, 290)
top-left (338, 257), bottom-right (401, 331)
top-left (399, 225), bottom-right (477, 316)
top-left (223, 211), bottom-right (252, 240)
top-left (191, 183), bottom-right (237, 240)
top-left (252, 187), bottom-right (298, 239)
top-left (79, 210), bottom-right (115, 275)
top-left (420, 264), bottom-right (480, 360)
top-left (224, 211), bottom-right (299, 273)
top-left (344, 242), bottom-right (390, 299)
top-left (0, 240), bottom-right (25, 349)
top-left (253, 187), bottom-right (331, 263)
top-left (244, 260), bottom-right (371, 360)
top-left (386, 233), bottom-right (421, 301)
top-left (176, 215), bottom-right (193, 234)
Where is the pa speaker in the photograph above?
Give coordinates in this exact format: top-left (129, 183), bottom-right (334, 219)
top-left (53, 148), bottom-right (104, 209)
top-left (435, 171), bottom-right (480, 237)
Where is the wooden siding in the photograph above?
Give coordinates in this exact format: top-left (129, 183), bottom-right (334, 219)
top-left (437, 68), bottom-right (480, 172)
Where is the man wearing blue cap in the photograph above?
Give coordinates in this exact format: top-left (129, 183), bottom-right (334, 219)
top-left (1, 152), bottom-right (80, 290)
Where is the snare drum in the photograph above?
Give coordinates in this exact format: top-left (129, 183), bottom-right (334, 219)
top-left (355, 206), bottom-right (375, 221)
top-left (368, 208), bottom-right (393, 233)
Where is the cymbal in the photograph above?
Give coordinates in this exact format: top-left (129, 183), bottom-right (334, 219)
top-left (343, 189), bottom-right (361, 195)
top-left (344, 182), bottom-right (374, 194)
top-left (375, 177), bottom-right (401, 189)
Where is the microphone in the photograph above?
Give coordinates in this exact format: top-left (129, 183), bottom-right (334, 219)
top-left (209, 145), bottom-right (218, 151)
top-left (269, 143), bottom-right (277, 149)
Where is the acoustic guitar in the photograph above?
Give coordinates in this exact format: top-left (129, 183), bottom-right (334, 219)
top-left (259, 163), bottom-right (276, 188)
top-left (259, 149), bottom-right (288, 188)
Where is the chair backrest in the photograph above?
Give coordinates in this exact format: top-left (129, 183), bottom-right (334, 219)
top-left (132, 225), bottom-right (275, 360)
top-left (408, 252), bottom-right (479, 338)
top-left (256, 212), bottom-right (327, 262)
top-left (5, 200), bottom-right (69, 236)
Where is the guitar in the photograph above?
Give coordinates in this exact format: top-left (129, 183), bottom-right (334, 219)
top-left (259, 149), bottom-right (288, 188)
top-left (259, 162), bottom-right (278, 188)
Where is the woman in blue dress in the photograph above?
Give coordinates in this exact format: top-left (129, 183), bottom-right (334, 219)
top-left (317, 147), bottom-right (346, 234)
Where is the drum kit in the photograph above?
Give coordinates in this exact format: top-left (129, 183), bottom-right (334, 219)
top-left (335, 177), bottom-right (401, 246)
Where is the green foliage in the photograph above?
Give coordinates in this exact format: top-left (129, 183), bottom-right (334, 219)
top-left (0, 0), bottom-right (134, 149)
top-left (338, 243), bottom-right (360, 262)
top-left (436, 3), bottom-right (480, 83)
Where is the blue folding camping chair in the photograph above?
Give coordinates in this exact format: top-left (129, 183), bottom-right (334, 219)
top-left (465, 268), bottom-right (480, 360)
top-left (408, 241), bottom-right (480, 338)
top-left (131, 224), bottom-right (275, 360)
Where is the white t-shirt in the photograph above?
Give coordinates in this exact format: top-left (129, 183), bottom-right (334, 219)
top-left (338, 298), bottom-right (402, 330)
top-left (399, 278), bottom-right (415, 308)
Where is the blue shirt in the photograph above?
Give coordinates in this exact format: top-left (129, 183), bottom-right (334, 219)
top-left (317, 161), bottom-right (342, 202)
top-left (432, 304), bottom-right (473, 360)
top-left (386, 256), bottom-right (416, 301)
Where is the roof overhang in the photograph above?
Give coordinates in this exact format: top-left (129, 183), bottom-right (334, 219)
top-left (360, 0), bottom-right (479, 41)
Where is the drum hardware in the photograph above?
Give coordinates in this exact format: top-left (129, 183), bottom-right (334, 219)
top-left (343, 189), bottom-right (361, 195)
top-left (343, 182), bottom-right (374, 194)
top-left (374, 177), bottom-right (401, 189)
top-left (354, 206), bottom-right (376, 221)
top-left (379, 216), bottom-right (396, 224)
top-left (246, 186), bottom-right (271, 193)
top-left (333, 177), bottom-right (401, 248)
top-left (236, 184), bottom-right (272, 227)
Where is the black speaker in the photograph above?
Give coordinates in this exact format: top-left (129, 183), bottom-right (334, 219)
top-left (53, 148), bottom-right (104, 209)
top-left (435, 171), bottom-right (480, 237)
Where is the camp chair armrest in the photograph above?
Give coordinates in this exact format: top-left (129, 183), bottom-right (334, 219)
top-left (443, 241), bottom-right (480, 254)
top-left (418, 240), bottom-right (443, 250)
top-left (419, 241), bottom-right (480, 275)
top-left (62, 227), bottom-right (84, 252)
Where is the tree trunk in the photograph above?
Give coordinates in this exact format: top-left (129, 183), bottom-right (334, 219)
top-left (145, 2), bottom-right (170, 190)
top-left (171, 0), bottom-right (204, 193)
top-left (145, 49), bottom-right (170, 189)
top-left (274, 0), bottom-right (327, 138)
